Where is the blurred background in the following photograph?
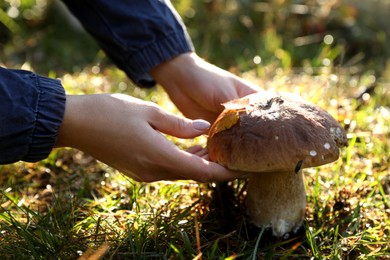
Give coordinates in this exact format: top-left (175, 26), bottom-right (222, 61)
top-left (1, 0), bottom-right (390, 82)
top-left (1, 1), bottom-right (389, 258)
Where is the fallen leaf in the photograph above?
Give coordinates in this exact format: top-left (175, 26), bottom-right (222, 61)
top-left (209, 109), bottom-right (241, 137)
top-left (222, 97), bottom-right (249, 110)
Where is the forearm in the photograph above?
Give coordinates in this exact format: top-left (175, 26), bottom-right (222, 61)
top-left (55, 94), bottom-right (125, 166)
top-left (54, 95), bottom-right (94, 150)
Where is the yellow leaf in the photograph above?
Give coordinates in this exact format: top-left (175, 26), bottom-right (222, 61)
top-left (209, 109), bottom-right (241, 137)
top-left (222, 97), bottom-right (249, 110)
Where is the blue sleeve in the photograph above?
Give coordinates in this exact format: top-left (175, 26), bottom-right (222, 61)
top-left (61, 0), bottom-right (194, 88)
top-left (0, 67), bottom-right (66, 164)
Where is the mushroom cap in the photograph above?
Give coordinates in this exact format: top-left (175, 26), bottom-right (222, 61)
top-left (207, 91), bottom-right (348, 172)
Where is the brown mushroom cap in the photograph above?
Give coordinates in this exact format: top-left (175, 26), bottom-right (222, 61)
top-left (207, 92), bottom-right (348, 172)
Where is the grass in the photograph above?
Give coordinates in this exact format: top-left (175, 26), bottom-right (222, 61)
top-left (1, 0), bottom-right (389, 258)
top-left (0, 64), bottom-right (389, 259)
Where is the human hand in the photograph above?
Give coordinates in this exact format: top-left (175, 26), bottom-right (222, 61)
top-left (55, 94), bottom-right (245, 182)
top-left (151, 52), bottom-right (260, 122)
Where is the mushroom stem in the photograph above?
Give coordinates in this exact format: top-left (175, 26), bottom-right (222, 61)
top-left (245, 170), bottom-right (306, 237)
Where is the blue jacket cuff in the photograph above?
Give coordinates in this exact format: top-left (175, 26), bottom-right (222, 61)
top-left (61, 0), bottom-right (194, 88)
top-left (0, 68), bottom-right (66, 164)
top-left (128, 32), bottom-right (194, 87)
top-left (25, 75), bottom-right (66, 162)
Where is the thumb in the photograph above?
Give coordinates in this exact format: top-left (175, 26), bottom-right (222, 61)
top-left (151, 111), bottom-right (210, 139)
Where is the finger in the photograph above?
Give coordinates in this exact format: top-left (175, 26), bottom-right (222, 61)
top-left (164, 86), bottom-right (218, 122)
top-left (172, 152), bottom-right (247, 182)
top-left (187, 145), bottom-right (208, 157)
top-left (234, 77), bottom-right (262, 97)
top-left (157, 141), bottom-right (247, 182)
top-left (186, 145), bottom-right (203, 154)
top-left (150, 109), bottom-right (211, 139)
top-left (135, 128), bottom-right (248, 182)
top-left (201, 153), bottom-right (210, 160)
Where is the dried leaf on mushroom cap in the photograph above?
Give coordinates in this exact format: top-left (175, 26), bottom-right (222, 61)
top-left (209, 109), bottom-right (241, 137)
top-left (209, 97), bottom-right (251, 137)
top-left (222, 97), bottom-right (250, 110)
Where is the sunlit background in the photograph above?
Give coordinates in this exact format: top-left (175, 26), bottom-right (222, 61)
top-left (0, 0), bottom-right (389, 258)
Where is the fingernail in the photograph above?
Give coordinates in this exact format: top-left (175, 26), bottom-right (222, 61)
top-left (193, 119), bottom-right (210, 131)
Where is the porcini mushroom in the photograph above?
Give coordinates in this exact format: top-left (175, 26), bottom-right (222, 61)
top-left (207, 91), bottom-right (347, 237)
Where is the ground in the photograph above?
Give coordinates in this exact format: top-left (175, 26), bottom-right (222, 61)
top-left (0, 0), bottom-right (389, 259)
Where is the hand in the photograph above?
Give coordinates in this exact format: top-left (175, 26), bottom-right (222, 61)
top-left (151, 52), bottom-right (259, 122)
top-left (55, 94), bottom-right (245, 182)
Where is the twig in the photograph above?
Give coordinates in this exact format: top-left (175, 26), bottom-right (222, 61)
top-left (194, 213), bottom-right (202, 260)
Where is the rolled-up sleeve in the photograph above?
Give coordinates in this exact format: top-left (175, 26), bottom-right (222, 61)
top-left (61, 0), bottom-right (194, 88)
top-left (0, 67), bottom-right (66, 164)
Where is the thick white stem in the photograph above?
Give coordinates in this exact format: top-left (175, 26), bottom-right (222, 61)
top-left (245, 171), bottom-right (306, 237)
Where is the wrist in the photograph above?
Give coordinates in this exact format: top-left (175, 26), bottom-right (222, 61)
top-left (150, 52), bottom-right (197, 85)
top-left (55, 94), bottom-right (97, 149)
